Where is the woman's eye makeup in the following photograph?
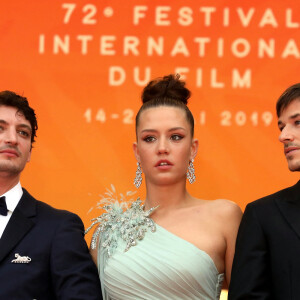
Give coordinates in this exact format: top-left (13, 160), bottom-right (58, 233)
top-left (141, 133), bottom-right (185, 142)
top-left (170, 134), bottom-right (183, 141)
top-left (143, 136), bottom-right (156, 142)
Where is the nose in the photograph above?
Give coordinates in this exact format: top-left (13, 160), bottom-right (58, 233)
top-left (279, 126), bottom-right (294, 143)
top-left (157, 137), bottom-right (169, 154)
top-left (4, 128), bottom-right (18, 145)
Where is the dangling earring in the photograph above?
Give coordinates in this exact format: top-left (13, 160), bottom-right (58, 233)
top-left (187, 159), bottom-right (196, 184)
top-left (134, 162), bottom-right (143, 188)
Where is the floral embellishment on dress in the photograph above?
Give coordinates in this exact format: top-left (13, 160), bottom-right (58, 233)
top-left (85, 185), bottom-right (158, 257)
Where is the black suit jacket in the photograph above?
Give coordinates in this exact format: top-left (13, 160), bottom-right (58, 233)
top-left (229, 181), bottom-right (300, 300)
top-left (0, 189), bottom-right (102, 300)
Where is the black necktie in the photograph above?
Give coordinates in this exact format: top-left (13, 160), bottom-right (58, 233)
top-left (0, 196), bottom-right (8, 216)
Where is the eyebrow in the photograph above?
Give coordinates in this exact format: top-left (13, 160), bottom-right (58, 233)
top-left (278, 113), bottom-right (300, 126)
top-left (18, 124), bottom-right (32, 132)
top-left (141, 127), bottom-right (186, 133)
top-left (0, 120), bottom-right (32, 132)
top-left (289, 113), bottom-right (300, 119)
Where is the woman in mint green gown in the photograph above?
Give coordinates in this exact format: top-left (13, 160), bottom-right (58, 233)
top-left (89, 74), bottom-right (242, 299)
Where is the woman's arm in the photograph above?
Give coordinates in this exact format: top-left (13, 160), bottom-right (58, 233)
top-left (222, 201), bottom-right (243, 285)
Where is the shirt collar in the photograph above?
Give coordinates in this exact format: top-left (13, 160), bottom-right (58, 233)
top-left (1, 182), bottom-right (23, 213)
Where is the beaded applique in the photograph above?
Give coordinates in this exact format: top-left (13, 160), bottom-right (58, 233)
top-left (85, 186), bottom-right (158, 257)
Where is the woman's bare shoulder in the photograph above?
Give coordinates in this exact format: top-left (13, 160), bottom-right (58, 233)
top-left (193, 198), bottom-right (242, 220)
top-left (209, 199), bottom-right (243, 233)
top-left (212, 198), bottom-right (241, 211)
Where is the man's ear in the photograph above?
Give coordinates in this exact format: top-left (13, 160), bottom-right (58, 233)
top-left (27, 148), bottom-right (32, 163)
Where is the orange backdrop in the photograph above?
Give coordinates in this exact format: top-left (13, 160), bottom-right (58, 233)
top-left (1, 0), bottom-right (300, 235)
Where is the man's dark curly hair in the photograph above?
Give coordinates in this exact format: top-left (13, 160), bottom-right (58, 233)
top-left (0, 90), bottom-right (38, 143)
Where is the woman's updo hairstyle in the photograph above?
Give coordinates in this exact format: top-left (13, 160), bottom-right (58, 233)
top-left (136, 74), bottom-right (194, 137)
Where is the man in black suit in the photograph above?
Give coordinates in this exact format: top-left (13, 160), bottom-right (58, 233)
top-left (0, 91), bottom-right (102, 299)
top-left (229, 83), bottom-right (300, 299)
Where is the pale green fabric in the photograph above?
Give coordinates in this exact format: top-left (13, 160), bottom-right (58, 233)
top-left (98, 222), bottom-right (224, 300)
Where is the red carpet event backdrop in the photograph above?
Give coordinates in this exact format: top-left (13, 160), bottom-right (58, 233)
top-left (1, 0), bottom-right (300, 230)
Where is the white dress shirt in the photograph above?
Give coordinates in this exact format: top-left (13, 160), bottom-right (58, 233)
top-left (0, 182), bottom-right (23, 238)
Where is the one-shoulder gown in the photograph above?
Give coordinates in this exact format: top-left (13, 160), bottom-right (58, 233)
top-left (98, 222), bottom-right (224, 299)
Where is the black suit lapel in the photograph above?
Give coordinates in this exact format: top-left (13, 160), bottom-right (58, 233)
top-left (276, 181), bottom-right (300, 240)
top-left (0, 189), bottom-right (36, 263)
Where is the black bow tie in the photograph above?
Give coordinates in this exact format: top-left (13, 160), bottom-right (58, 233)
top-left (0, 196), bottom-right (8, 216)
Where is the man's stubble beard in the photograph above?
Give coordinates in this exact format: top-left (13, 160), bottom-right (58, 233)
top-left (0, 161), bottom-right (25, 177)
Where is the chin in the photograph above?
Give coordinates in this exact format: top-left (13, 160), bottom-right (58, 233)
top-left (287, 161), bottom-right (300, 172)
top-left (0, 162), bottom-right (22, 174)
top-left (156, 180), bottom-right (173, 186)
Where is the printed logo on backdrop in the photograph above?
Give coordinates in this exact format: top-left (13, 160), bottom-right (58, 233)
top-left (38, 3), bottom-right (300, 88)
